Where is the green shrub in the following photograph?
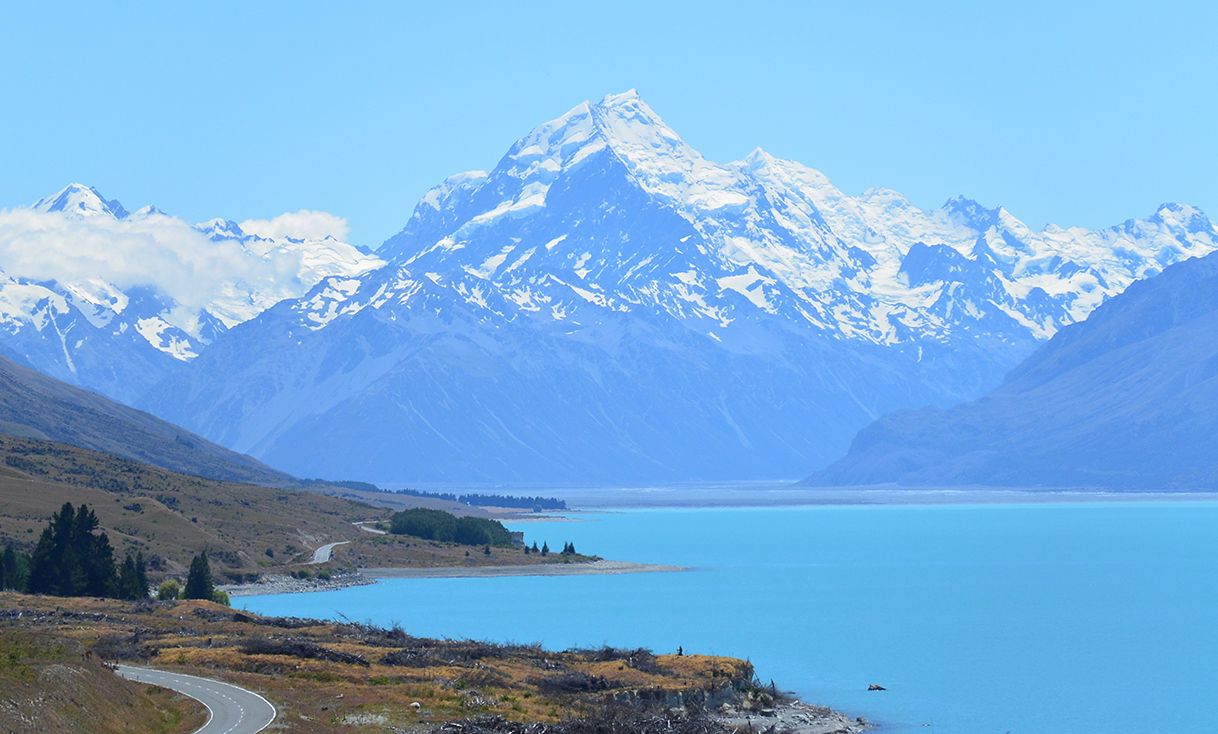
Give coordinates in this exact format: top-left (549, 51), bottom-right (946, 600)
top-left (210, 589), bottom-right (230, 607)
top-left (388, 508), bottom-right (514, 547)
top-left (157, 579), bottom-right (180, 601)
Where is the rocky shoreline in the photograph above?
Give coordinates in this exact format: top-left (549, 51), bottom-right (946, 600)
top-left (219, 570), bottom-right (375, 597)
top-left (717, 701), bottom-right (870, 734)
top-left (221, 560), bottom-right (685, 596)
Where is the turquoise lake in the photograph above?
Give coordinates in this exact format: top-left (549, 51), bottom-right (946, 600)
top-left (240, 501), bottom-right (1218, 733)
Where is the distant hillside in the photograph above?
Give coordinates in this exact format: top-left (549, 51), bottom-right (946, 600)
top-left (0, 354), bottom-right (289, 485)
top-left (0, 434), bottom-right (381, 579)
top-left (805, 251), bottom-right (1218, 489)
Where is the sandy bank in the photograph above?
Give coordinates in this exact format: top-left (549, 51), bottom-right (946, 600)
top-left (360, 559), bottom-right (685, 579)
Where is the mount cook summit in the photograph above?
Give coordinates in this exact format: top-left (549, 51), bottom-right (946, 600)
top-left (2, 92), bottom-right (1214, 482)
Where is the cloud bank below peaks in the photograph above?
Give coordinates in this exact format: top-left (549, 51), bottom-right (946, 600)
top-left (239, 210), bottom-right (350, 241)
top-left (0, 204), bottom-right (371, 334)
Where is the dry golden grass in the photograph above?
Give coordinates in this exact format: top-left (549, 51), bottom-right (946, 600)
top-left (1, 592), bottom-right (759, 734)
top-left (0, 625), bottom-right (203, 734)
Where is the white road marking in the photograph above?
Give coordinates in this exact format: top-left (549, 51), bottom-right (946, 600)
top-left (115, 665), bottom-right (276, 734)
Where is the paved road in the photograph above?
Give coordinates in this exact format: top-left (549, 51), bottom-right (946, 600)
top-left (116, 665), bottom-right (276, 734)
top-left (309, 540), bottom-right (350, 564)
top-left (354, 521), bottom-right (386, 535)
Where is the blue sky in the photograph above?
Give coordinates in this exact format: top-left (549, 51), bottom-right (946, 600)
top-left (2, 1), bottom-right (1215, 249)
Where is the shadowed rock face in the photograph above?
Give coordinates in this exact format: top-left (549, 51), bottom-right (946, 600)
top-left (806, 250), bottom-right (1218, 489)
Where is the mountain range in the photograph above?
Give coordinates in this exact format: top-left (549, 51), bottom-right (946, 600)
top-left (804, 249), bottom-right (1218, 488)
top-left (0, 184), bottom-right (383, 403)
top-left (137, 92), bottom-right (1218, 482)
top-left (4, 92), bottom-right (1215, 482)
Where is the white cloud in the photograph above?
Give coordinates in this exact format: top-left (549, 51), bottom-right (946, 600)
top-left (239, 210), bottom-right (350, 241)
top-left (0, 208), bottom-right (303, 329)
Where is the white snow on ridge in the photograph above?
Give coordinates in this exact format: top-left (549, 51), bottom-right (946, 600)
top-left (0, 185), bottom-right (385, 360)
top-left (366, 92), bottom-right (1218, 351)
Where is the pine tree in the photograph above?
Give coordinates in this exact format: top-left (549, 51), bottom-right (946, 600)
top-left (26, 503), bottom-right (119, 598)
top-left (1, 543), bottom-right (19, 590)
top-left (28, 502), bottom-right (74, 595)
top-left (119, 554), bottom-right (140, 599)
top-left (183, 552), bottom-right (214, 600)
top-left (135, 551), bottom-right (148, 598)
top-left (84, 529), bottom-right (118, 598)
top-left (541, 542), bottom-right (549, 556)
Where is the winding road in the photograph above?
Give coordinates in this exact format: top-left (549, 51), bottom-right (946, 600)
top-left (309, 540), bottom-right (350, 564)
top-left (116, 665), bottom-right (277, 734)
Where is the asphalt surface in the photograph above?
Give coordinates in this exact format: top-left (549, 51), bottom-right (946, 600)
top-left (115, 665), bottom-right (276, 734)
top-left (309, 540), bottom-right (350, 564)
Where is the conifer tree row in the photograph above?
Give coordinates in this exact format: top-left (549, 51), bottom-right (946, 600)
top-left (5, 502), bottom-right (148, 599)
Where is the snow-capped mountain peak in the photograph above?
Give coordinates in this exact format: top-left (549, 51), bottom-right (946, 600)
top-left (32, 183), bottom-right (129, 220)
top-left (379, 92), bottom-right (1218, 353)
top-left (131, 205), bottom-right (168, 218)
top-left (0, 185), bottom-right (386, 402)
top-left (137, 92), bottom-right (1218, 484)
top-left (195, 218), bottom-right (247, 241)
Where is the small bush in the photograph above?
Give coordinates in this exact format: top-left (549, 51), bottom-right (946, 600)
top-left (92, 634), bottom-right (155, 661)
top-left (157, 579), bottom-right (180, 601)
top-left (240, 637), bottom-right (369, 667)
top-left (211, 589), bottom-right (230, 607)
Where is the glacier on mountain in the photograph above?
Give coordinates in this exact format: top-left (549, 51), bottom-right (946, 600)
top-left (137, 92), bottom-right (1218, 483)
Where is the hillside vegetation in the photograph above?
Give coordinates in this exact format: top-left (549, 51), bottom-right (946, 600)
top-left (0, 435), bottom-right (590, 585)
top-left (389, 508), bottom-right (515, 546)
top-left (0, 434), bottom-right (382, 580)
top-left (0, 626), bottom-right (201, 734)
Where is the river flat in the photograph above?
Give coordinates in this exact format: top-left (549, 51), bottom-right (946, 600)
top-left (240, 498), bottom-right (1218, 733)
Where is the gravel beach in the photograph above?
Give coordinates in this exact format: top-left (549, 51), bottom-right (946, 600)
top-left (221, 560), bottom-right (683, 596)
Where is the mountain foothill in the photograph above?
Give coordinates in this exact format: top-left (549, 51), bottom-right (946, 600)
top-left (805, 248), bottom-right (1218, 488)
top-left (0, 91), bottom-right (1214, 488)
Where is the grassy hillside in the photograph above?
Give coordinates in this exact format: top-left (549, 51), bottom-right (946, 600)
top-left (0, 434), bottom-right (385, 579)
top-left (0, 354), bottom-right (289, 486)
top-left (0, 626), bottom-right (202, 734)
top-left (0, 435), bottom-right (583, 582)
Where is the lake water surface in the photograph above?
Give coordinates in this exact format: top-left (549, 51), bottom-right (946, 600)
top-left (241, 502), bottom-right (1218, 734)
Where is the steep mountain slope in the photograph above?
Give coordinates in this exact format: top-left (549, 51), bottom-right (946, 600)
top-left (805, 250), bottom-right (1218, 488)
top-left (0, 184), bottom-right (383, 402)
top-left (141, 92), bottom-right (1218, 483)
top-left (0, 353), bottom-right (288, 485)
